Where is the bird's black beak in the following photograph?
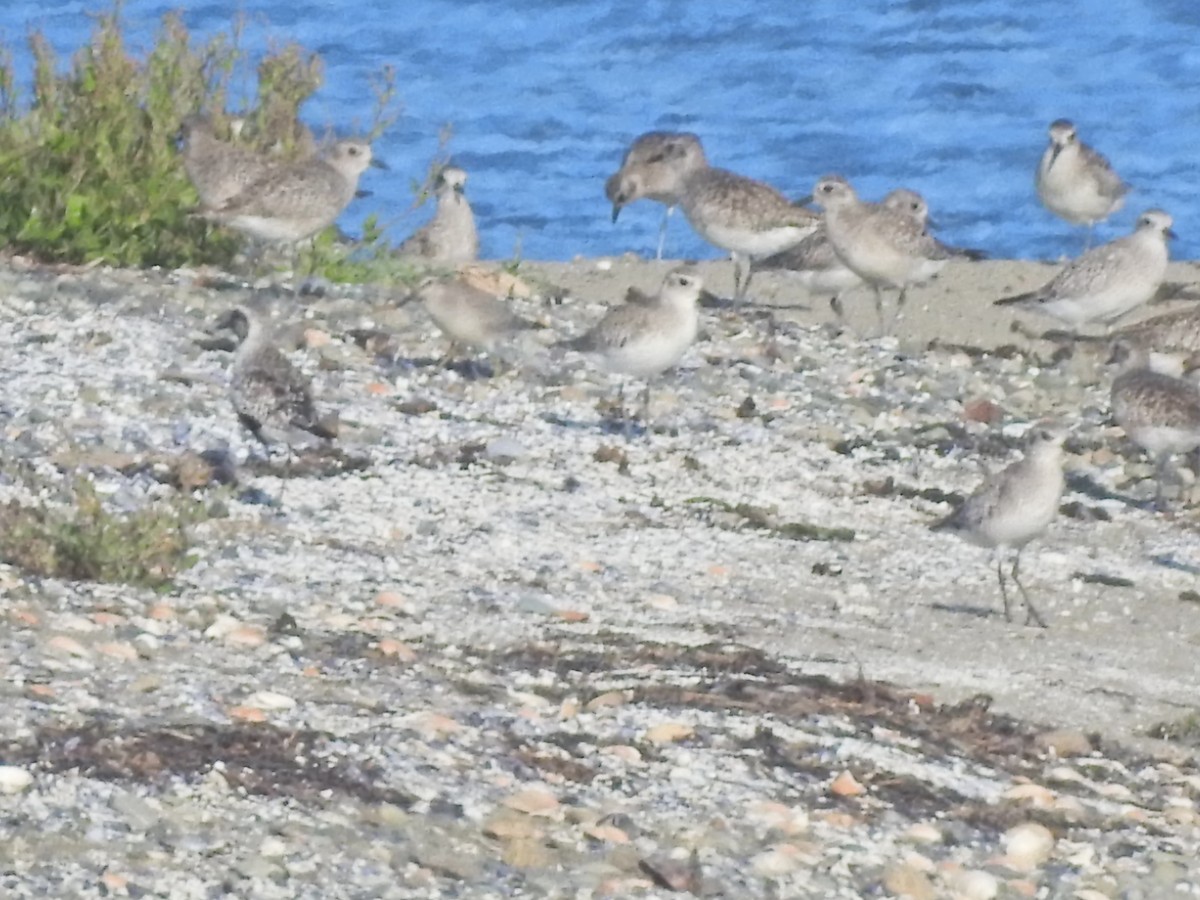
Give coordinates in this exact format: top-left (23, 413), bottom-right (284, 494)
top-left (1167, 228), bottom-right (1179, 240)
top-left (1047, 144), bottom-right (1062, 168)
top-left (611, 203), bottom-right (623, 224)
top-left (370, 157), bottom-right (390, 170)
top-left (795, 194), bottom-right (814, 207)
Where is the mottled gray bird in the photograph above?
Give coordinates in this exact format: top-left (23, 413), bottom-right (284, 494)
top-left (201, 138), bottom-right (380, 280)
top-left (677, 165), bottom-right (818, 303)
top-left (807, 175), bottom-right (981, 335)
top-left (1112, 305), bottom-right (1200, 359)
top-left (397, 166), bottom-right (479, 265)
top-left (1109, 340), bottom-right (1200, 509)
top-left (761, 187), bottom-right (983, 327)
top-left (563, 267), bottom-right (703, 430)
top-left (179, 115), bottom-right (276, 210)
top-left (994, 210), bottom-right (1174, 332)
top-left (606, 131), bottom-right (708, 260)
top-left (214, 306), bottom-right (336, 464)
top-left (408, 275), bottom-right (539, 369)
top-left (1036, 119), bottom-right (1130, 247)
top-left (930, 425), bottom-right (1067, 627)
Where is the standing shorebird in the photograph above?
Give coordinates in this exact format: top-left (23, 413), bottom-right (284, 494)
top-left (397, 165), bottom-right (479, 265)
top-left (214, 306), bottom-right (337, 491)
top-left (1109, 340), bottom-right (1200, 509)
top-left (760, 187), bottom-right (983, 328)
top-left (929, 426), bottom-right (1067, 627)
top-left (562, 267), bottom-right (703, 434)
top-left (677, 165), bottom-right (818, 303)
top-left (200, 138), bottom-right (382, 284)
top-left (407, 275), bottom-right (539, 373)
top-left (606, 131), bottom-right (708, 261)
top-left (179, 115), bottom-right (277, 210)
top-left (994, 210), bottom-right (1174, 333)
top-left (1036, 119), bottom-right (1130, 248)
top-left (807, 175), bottom-right (978, 335)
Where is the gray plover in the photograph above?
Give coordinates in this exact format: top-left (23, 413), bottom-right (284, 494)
top-left (761, 187), bottom-right (979, 326)
top-left (179, 115), bottom-right (276, 210)
top-left (994, 210), bottom-right (1174, 332)
top-left (1036, 119), bottom-right (1130, 246)
top-left (396, 165), bottom-right (479, 265)
top-left (1113, 306), bottom-right (1200, 357)
top-left (606, 131), bottom-right (708, 260)
top-left (407, 275), bottom-right (539, 370)
top-left (678, 166), bottom-right (818, 303)
top-left (214, 306), bottom-right (336, 477)
top-left (930, 425), bottom-right (1067, 627)
top-left (201, 138), bottom-right (380, 279)
top-left (807, 176), bottom-right (980, 335)
top-left (562, 267), bottom-right (703, 430)
top-left (1109, 340), bottom-right (1200, 508)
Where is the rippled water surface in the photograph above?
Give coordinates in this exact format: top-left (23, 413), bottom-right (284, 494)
top-left (4, 1), bottom-right (1199, 260)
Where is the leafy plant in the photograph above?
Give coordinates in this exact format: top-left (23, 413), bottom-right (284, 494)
top-left (0, 478), bottom-right (202, 589)
top-left (0, 4), bottom-right (398, 270)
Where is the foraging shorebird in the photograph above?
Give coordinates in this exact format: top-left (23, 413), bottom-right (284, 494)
top-left (606, 131), bottom-right (708, 260)
top-left (200, 138), bottom-right (381, 281)
top-left (1036, 119), bottom-right (1130, 247)
top-left (806, 175), bottom-right (980, 335)
top-left (678, 165), bottom-right (818, 303)
top-left (179, 115), bottom-right (277, 210)
top-left (1109, 340), bottom-right (1200, 509)
top-left (407, 275), bottom-right (539, 370)
top-left (761, 187), bottom-right (983, 327)
top-left (994, 210), bottom-right (1174, 332)
top-left (214, 306), bottom-right (337, 469)
top-left (1112, 306), bottom-right (1200, 359)
top-left (397, 166), bottom-right (479, 265)
top-left (930, 425), bottom-right (1067, 627)
top-left (562, 267), bottom-right (703, 431)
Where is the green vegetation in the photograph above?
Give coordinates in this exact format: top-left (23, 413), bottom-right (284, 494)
top-left (0, 478), bottom-right (202, 589)
top-left (0, 5), bottom-right (400, 274)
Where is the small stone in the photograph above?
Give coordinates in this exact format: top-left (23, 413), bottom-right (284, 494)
top-left (944, 868), bottom-right (999, 900)
top-left (110, 789), bottom-right (160, 831)
top-left (1034, 729), bottom-right (1093, 757)
top-left (586, 691), bottom-right (627, 711)
top-left (302, 328), bottom-right (331, 348)
top-left (644, 592), bottom-right (678, 610)
top-left (503, 786), bottom-right (561, 817)
top-left (963, 398), bottom-right (1003, 424)
top-left (1003, 822), bottom-right (1054, 870)
top-left (584, 824), bottom-right (630, 844)
top-left (244, 691), bottom-right (295, 711)
top-left (644, 722), bottom-right (694, 745)
top-left (600, 745), bottom-right (642, 764)
top-left (751, 843), bottom-right (805, 878)
top-left (227, 706), bottom-right (266, 723)
top-left (500, 836), bottom-right (554, 869)
top-left (375, 591), bottom-right (409, 609)
top-left (405, 712), bottom-right (463, 738)
top-left (1002, 783), bottom-right (1056, 806)
top-left (96, 641), bottom-right (139, 661)
top-left (882, 862), bottom-right (935, 900)
top-left (902, 822), bottom-right (942, 845)
top-left (0, 766), bottom-right (33, 794)
top-left (483, 812), bottom-right (542, 840)
top-left (829, 770), bottom-right (866, 797)
top-left (99, 871), bottom-right (128, 894)
top-left (377, 638), bottom-right (416, 661)
top-left (484, 436), bottom-right (527, 463)
top-left (45, 634), bottom-right (90, 658)
top-left (747, 800), bottom-right (808, 835)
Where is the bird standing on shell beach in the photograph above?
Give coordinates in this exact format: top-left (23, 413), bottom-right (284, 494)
top-left (1036, 118), bottom-right (1130, 248)
top-left (929, 425), bottom-right (1067, 627)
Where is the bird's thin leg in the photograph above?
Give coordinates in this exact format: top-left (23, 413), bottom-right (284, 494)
top-left (655, 207), bottom-right (672, 261)
top-left (740, 259), bottom-right (756, 303)
top-left (1011, 548), bottom-right (1048, 628)
top-left (830, 292), bottom-right (846, 325)
top-left (884, 287), bottom-right (908, 336)
top-left (1083, 225), bottom-right (1095, 253)
top-left (872, 286), bottom-right (887, 337)
top-left (996, 551), bottom-right (1013, 622)
top-left (730, 253), bottom-right (743, 302)
top-left (640, 382), bottom-right (652, 440)
top-left (1154, 453), bottom-right (1174, 512)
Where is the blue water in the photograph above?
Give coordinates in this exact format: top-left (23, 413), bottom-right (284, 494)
top-left (4, 1), bottom-right (1200, 261)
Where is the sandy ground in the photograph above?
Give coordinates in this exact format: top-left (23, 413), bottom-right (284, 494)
top-left (510, 255), bottom-right (1200, 755)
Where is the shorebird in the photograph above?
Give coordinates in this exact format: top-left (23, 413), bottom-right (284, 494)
top-left (1036, 119), bottom-right (1130, 247)
top-left (1109, 340), bottom-right (1200, 509)
top-left (407, 274), bottom-right (539, 372)
top-left (606, 131), bottom-right (708, 260)
top-left (213, 306), bottom-right (337, 490)
top-left (994, 210), bottom-right (1174, 333)
top-left (678, 165), bottom-right (818, 303)
top-left (760, 187), bottom-right (983, 327)
top-left (179, 115), bottom-right (277, 210)
top-left (806, 175), bottom-right (980, 335)
top-left (397, 165), bottom-right (479, 265)
top-left (562, 266), bottom-right (703, 433)
top-left (930, 425), bottom-right (1067, 627)
top-left (200, 138), bottom-right (381, 282)
top-left (1112, 306), bottom-right (1200, 358)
